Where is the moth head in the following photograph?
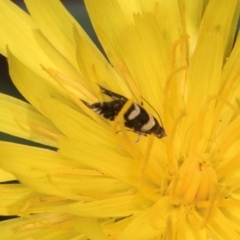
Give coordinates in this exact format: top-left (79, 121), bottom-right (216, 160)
top-left (154, 125), bottom-right (167, 138)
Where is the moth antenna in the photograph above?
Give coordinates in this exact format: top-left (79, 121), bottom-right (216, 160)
top-left (141, 96), bottom-right (164, 127)
top-left (95, 83), bottom-right (127, 101)
top-left (81, 99), bottom-right (91, 108)
top-left (96, 83), bottom-right (105, 90)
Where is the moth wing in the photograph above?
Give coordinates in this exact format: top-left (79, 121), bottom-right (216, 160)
top-left (90, 100), bottom-right (127, 121)
top-left (98, 85), bottom-right (128, 101)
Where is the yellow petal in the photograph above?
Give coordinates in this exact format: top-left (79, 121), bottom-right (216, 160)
top-left (118, 14), bottom-right (169, 108)
top-left (177, 0), bottom-right (206, 54)
top-left (0, 142), bottom-right (90, 200)
top-left (0, 184), bottom-right (35, 215)
top-left (41, 98), bottom-right (112, 143)
top-left (0, 168), bottom-right (16, 182)
top-left (0, 0), bottom-right (80, 81)
top-left (206, 208), bottom-right (240, 239)
top-left (58, 137), bottom-right (140, 186)
top-left (140, 0), bottom-right (183, 47)
top-left (74, 26), bottom-right (131, 97)
top-left (118, 197), bottom-right (178, 240)
top-left (7, 49), bottom-right (71, 116)
top-left (25, 0), bottom-right (81, 72)
top-left (180, 0), bottom-right (239, 153)
top-left (84, 0), bottom-right (131, 67)
top-left (56, 193), bottom-right (151, 218)
top-left (0, 217), bottom-right (40, 239)
top-left (177, 214), bottom-right (207, 240)
top-left (0, 93), bottom-right (59, 147)
top-left (0, 213), bottom-right (76, 238)
top-left (75, 218), bottom-right (109, 240)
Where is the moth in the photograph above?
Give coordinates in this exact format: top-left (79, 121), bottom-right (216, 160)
top-left (82, 85), bottom-right (166, 140)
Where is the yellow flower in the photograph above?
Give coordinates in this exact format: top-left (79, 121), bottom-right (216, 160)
top-left (0, 0), bottom-right (240, 239)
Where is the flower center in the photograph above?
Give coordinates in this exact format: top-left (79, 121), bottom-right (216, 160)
top-left (168, 156), bottom-right (218, 204)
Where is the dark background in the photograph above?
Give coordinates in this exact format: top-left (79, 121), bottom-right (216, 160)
top-left (0, 0), bottom-right (99, 221)
top-left (0, 0), bottom-right (100, 144)
top-left (0, 0), bottom-right (99, 100)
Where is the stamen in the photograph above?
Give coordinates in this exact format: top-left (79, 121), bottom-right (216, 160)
top-left (217, 70), bottom-right (240, 113)
top-left (112, 99), bottom-right (143, 158)
top-left (165, 216), bottom-right (174, 240)
top-left (42, 66), bottom-right (98, 102)
top-left (140, 135), bottom-right (154, 178)
top-left (167, 111), bottom-right (186, 174)
top-left (12, 109), bottom-right (59, 139)
top-left (199, 191), bottom-right (220, 229)
top-left (168, 173), bottom-right (181, 205)
top-left (163, 66), bottom-right (187, 131)
top-left (169, 35), bottom-right (189, 72)
top-left (115, 58), bottom-right (142, 104)
top-left (42, 67), bottom-right (111, 131)
top-left (20, 196), bottom-right (65, 214)
top-left (112, 99), bottom-right (133, 145)
top-left (30, 167), bottom-right (103, 176)
top-left (217, 151), bottom-right (240, 179)
top-left (137, 136), bottom-right (162, 202)
top-left (164, 66), bottom-right (187, 96)
top-left (218, 126), bottom-right (240, 154)
top-left (13, 214), bottom-right (74, 232)
top-left (166, 35), bottom-right (189, 126)
top-left (188, 95), bottom-right (237, 154)
top-left (211, 95), bottom-right (239, 137)
top-left (168, 156), bottom-right (218, 211)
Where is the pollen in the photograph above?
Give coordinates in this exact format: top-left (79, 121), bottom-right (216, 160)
top-left (168, 156), bottom-right (218, 205)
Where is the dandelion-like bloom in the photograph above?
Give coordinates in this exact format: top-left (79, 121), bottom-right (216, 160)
top-left (1, 0), bottom-right (240, 239)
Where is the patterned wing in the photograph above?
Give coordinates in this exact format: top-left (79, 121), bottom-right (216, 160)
top-left (81, 85), bottom-right (166, 139)
top-left (98, 85), bottom-right (127, 101)
top-left (84, 99), bottom-right (127, 121)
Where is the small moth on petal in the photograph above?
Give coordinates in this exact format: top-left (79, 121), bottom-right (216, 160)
top-left (82, 85), bottom-right (166, 140)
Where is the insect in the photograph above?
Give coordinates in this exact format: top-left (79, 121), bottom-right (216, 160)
top-left (82, 85), bottom-right (166, 140)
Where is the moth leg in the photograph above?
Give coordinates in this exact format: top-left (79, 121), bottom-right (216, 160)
top-left (132, 133), bottom-right (141, 143)
top-left (97, 84), bottom-right (127, 101)
top-left (132, 131), bottom-right (148, 143)
top-left (115, 133), bottom-right (143, 150)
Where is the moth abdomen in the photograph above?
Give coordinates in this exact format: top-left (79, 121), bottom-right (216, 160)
top-left (81, 85), bottom-right (166, 139)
